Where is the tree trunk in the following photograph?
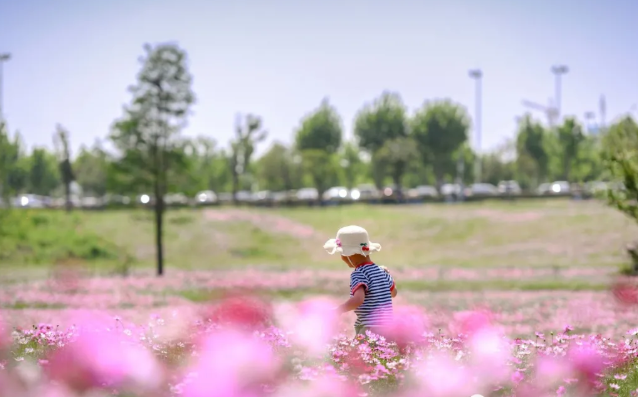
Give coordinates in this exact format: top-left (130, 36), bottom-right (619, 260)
top-left (231, 172), bottom-right (239, 206)
top-left (64, 181), bottom-right (72, 213)
top-left (154, 177), bottom-right (164, 277)
top-left (564, 155), bottom-right (571, 182)
top-left (392, 171), bottom-right (403, 203)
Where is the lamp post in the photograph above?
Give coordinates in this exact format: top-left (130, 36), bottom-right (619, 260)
top-left (551, 65), bottom-right (568, 122)
top-left (468, 69), bottom-right (482, 183)
top-left (0, 53), bottom-right (11, 120)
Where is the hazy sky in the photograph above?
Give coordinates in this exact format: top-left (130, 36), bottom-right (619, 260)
top-left (1, 0), bottom-right (636, 157)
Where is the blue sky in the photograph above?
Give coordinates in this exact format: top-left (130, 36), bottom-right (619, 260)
top-left (1, 0), bottom-right (636, 158)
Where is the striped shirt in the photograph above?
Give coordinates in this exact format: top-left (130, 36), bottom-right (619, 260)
top-left (349, 262), bottom-right (395, 327)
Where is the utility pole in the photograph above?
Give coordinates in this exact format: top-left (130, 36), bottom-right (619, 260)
top-left (468, 69), bottom-right (482, 184)
top-left (551, 65), bottom-right (568, 122)
top-left (0, 53), bottom-right (11, 120)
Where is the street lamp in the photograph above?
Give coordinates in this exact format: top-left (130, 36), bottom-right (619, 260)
top-left (468, 69), bottom-right (482, 183)
top-left (551, 65), bottom-right (568, 122)
top-left (0, 53), bottom-right (11, 120)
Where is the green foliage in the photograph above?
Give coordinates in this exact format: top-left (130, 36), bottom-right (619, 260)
top-left (300, 149), bottom-right (340, 196)
top-left (295, 98), bottom-right (343, 154)
top-left (74, 144), bottom-right (108, 196)
top-left (53, 124), bottom-right (75, 211)
top-left (515, 115), bottom-right (549, 187)
top-left (229, 114), bottom-right (268, 200)
top-left (374, 137), bottom-right (419, 189)
top-left (354, 92), bottom-right (409, 153)
top-left (603, 116), bottom-right (638, 221)
top-left (556, 117), bottom-right (585, 181)
top-left (28, 148), bottom-right (60, 196)
top-left (256, 143), bottom-right (302, 191)
top-left (411, 100), bottom-right (470, 186)
top-left (339, 142), bottom-right (367, 189)
top-left (0, 209), bottom-right (120, 265)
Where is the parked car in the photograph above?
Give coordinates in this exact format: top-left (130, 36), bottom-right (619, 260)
top-left (465, 183), bottom-right (498, 198)
top-left (356, 184), bottom-right (381, 202)
top-left (80, 196), bottom-right (104, 209)
top-left (195, 190), bottom-right (218, 206)
top-left (272, 191), bottom-right (290, 206)
top-left (538, 181), bottom-right (570, 195)
top-left (137, 194), bottom-right (154, 207)
top-left (103, 194), bottom-right (131, 207)
top-left (165, 193), bottom-right (189, 207)
top-left (497, 180), bottom-right (522, 196)
top-left (440, 183), bottom-right (462, 196)
top-left (296, 188), bottom-right (319, 204)
top-left (583, 181), bottom-right (608, 198)
top-left (217, 193), bottom-right (233, 204)
top-left (407, 185), bottom-right (438, 202)
top-left (381, 186), bottom-right (401, 202)
top-left (15, 194), bottom-right (50, 208)
top-left (253, 190), bottom-right (274, 206)
top-left (236, 191), bottom-right (253, 204)
top-left (323, 186), bottom-right (349, 204)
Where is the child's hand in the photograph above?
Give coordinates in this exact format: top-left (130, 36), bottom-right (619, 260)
top-left (379, 265), bottom-right (390, 273)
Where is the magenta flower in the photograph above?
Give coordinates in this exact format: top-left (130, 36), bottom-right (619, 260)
top-left (182, 329), bottom-right (279, 397)
top-left (335, 238), bottom-right (342, 247)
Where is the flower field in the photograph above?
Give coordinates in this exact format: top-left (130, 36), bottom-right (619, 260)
top-left (3, 270), bottom-right (638, 396)
top-left (3, 201), bottom-right (638, 396)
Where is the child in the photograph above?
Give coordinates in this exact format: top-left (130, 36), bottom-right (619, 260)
top-left (324, 225), bottom-right (397, 335)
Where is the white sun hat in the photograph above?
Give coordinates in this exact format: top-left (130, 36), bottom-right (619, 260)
top-left (323, 225), bottom-right (382, 256)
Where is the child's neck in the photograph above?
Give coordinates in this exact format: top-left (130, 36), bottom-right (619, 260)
top-left (350, 255), bottom-right (373, 268)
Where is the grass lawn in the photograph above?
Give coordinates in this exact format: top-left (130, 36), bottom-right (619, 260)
top-left (1, 198), bottom-right (636, 282)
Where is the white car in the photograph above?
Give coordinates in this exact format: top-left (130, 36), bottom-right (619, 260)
top-left (296, 188), bottom-right (319, 202)
top-left (195, 190), bottom-right (218, 206)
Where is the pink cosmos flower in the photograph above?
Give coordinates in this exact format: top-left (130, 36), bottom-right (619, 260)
top-left (182, 329), bottom-right (279, 397)
top-left (453, 309), bottom-right (493, 335)
top-left (278, 298), bottom-right (339, 356)
top-left (207, 295), bottom-right (273, 331)
top-left (45, 314), bottom-right (162, 393)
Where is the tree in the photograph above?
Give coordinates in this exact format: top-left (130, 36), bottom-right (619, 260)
top-left (556, 117), bottom-right (585, 181)
top-left (354, 92), bottom-right (409, 153)
top-left (354, 92), bottom-right (409, 191)
top-left (0, 121), bottom-right (19, 201)
top-left (182, 136), bottom-right (232, 194)
top-left (295, 99), bottom-right (342, 154)
top-left (374, 137), bottom-right (419, 195)
top-left (411, 100), bottom-right (470, 189)
top-left (256, 142), bottom-right (301, 192)
top-left (300, 149), bottom-right (340, 200)
top-left (602, 116), bottom-right (638, 272)
top-left (109, 43), bottom-right (195, 276)
top-left (74, 142), bottom-right (108, 197)
top-left (28, 148), bottom-right (59, 196)
top-left (515, 115), bottom-right (549, 187)
top-left (229, 114), bottom-right (267, 204)
top-left (295, 100), bottom-right (343, 197)
top-left (339, 142), bottom-right (365, 190)
top-left (53, 124), bottom-right (74, 212)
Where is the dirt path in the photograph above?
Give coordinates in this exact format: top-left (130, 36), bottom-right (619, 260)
top-left (202, 208), bottom-right (328, 260)
top-left (203, 209), bottom-right (317, 238)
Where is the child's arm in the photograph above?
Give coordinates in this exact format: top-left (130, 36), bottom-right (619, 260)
top-left (381, 266), bottom-right (398, 298)
top-left (337, 287), bottom-right (365, 313)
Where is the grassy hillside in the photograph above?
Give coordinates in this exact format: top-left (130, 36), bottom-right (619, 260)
top-left (1, 199), bottom-right (636, 276)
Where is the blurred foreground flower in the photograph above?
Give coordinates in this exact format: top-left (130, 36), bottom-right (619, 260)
top-left (45, 314), bottom-right (162, 394)
top-left (278, 298), bottom-right (339, 356)
top-left (612, 280), bottom-right (638, 305)
top-left (207, 294), bottom-right (273, 330)
top-left (382, 305), bottom-right (427, 350)
top-left (181, 328), bottom-right (281, 397)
